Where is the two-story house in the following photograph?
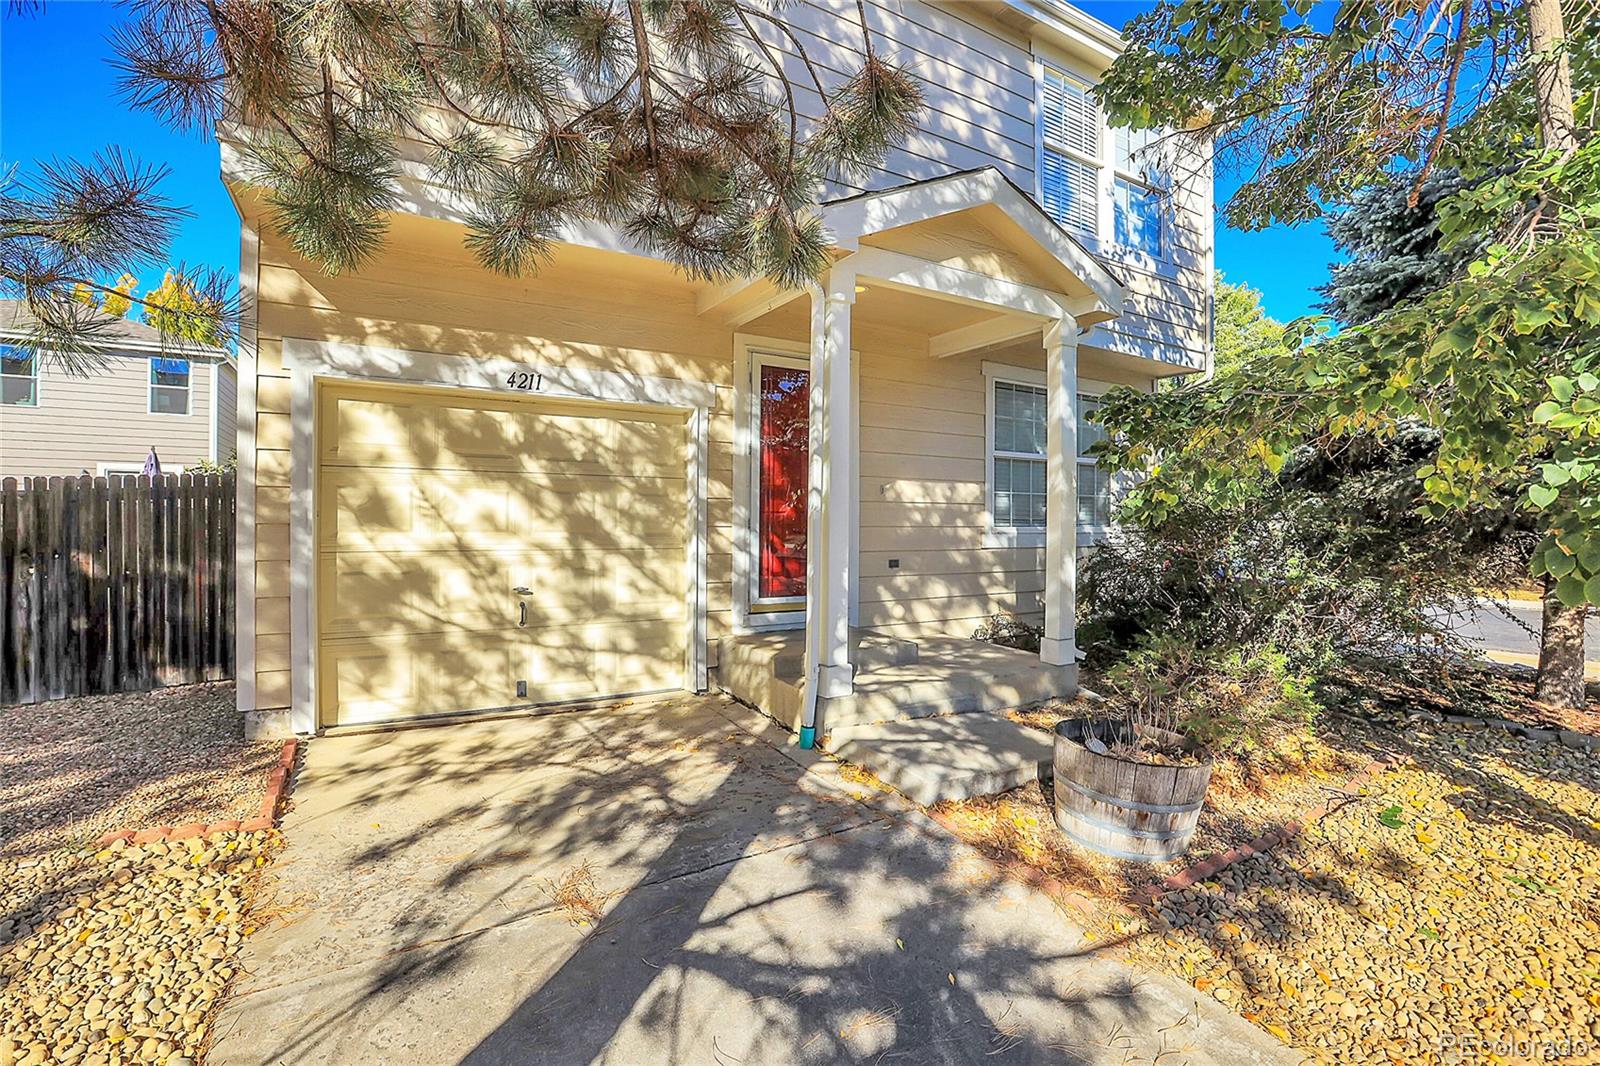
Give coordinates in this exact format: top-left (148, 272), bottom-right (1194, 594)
top-left (0, 300), bottom-right (238, 479)
top-left (227, 1), bottom-right (1212, 746)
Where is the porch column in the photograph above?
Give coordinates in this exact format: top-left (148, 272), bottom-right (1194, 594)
top-left (1041, 316), bottom-right (1079, 668)
top-left (804, 267), bottom-right (856, 701)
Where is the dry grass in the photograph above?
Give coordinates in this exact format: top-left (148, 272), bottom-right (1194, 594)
top-left (835, 761), bottom-right (894, 793)
top-left (938, 701), bottom-right (1363, 905)
top-left (931, 782), bottom-right (1140, 899)
top-left (545, 861), bottom-right (607, 928)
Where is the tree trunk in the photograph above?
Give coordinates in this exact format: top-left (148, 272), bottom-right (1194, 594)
top-left (1535, 577), bottom-right (1588, 708)
top-left (1525, 0), bottom-right (1586, 708)
top-left (1526, 0), bottom-right (1578, 154)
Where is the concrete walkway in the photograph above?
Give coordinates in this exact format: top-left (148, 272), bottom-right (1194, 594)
top-left (211, 695), bottom-right (1299, 1065)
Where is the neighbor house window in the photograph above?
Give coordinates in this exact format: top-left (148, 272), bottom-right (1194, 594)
top-left (986, 367), bottom-right (1114, 541)
top-left (1, 345), bottom-right (38, 406)
top-left (149, 356), bottom-right (190, 414)
top-left (1039, 65), bottom-right (1102, 241)
top-left (1113, 125), bottom-right (1168, 259)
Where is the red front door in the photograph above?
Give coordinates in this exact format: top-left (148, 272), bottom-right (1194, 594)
top-left (757, 362), bottom-right (809, 600)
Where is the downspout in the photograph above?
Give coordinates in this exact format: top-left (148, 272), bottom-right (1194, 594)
top-left (798, 665), bottom-right (820, 748)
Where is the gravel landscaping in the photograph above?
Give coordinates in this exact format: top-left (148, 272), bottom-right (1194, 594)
top-left (0, 684), bottom-right (281, 859)
top-left (1137, 725), bottom-right (1600, 1062)
top-left (931, 663), bottom-right (1600, 1062)
top-left (1, 682), bottom-right (285, 1064)
top-left (1, 832), bottom-right (280, 1065)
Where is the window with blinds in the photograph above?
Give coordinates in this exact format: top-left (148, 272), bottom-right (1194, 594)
top-left (1039, 65), bottom-right (1102, 240)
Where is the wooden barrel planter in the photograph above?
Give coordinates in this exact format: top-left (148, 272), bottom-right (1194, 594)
top-left (1052, 719), bottom-right (1213, 862)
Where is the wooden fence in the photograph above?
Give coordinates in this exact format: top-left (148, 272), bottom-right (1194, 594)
top-left (1, 473), bottom-right (235, 706)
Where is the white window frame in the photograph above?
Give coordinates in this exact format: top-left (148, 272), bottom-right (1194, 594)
top-left (1034, 54), bottom-right (1180, 279)
top-left (148, 355), bottom-right (192, 415)
top-left (1034, 60), bottom-right (1108, 248)
top-left (1, 343), bottom-right (41, 408)
top-left (984, 363), bottom-right (1049, 549)
top-left (1074, 385), bottom-right (1116, 543)
top-left (982, 362), bottom-right (1116, 548)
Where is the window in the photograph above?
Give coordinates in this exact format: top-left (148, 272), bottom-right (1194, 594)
top-left (1039, 65), bottom-right (1102, 240)
top-left (1076, 393), bottom-right (1112, 529)
top-left (1, 345), bottom-right (38, 406)
top-left (149, 356), bottom-right (190, 414)
top-left (992, 380), bottom-right (1048, 529)
top-left (986, 368), bottom-right (1115, 541)
top-left (1113, 125), bottom-right (1168, 259)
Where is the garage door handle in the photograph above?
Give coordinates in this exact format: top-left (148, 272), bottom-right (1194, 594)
top-left (517, 601), bottom-right (528, 628)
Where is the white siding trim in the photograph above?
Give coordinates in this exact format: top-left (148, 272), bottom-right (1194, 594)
top-left (234, 222), bottom-right (259, 719)
top-left (279, 336), bottom-right (715, 732)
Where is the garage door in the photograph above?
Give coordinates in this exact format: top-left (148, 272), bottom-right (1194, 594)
top-left (315, 382), bottom-right (690, 727)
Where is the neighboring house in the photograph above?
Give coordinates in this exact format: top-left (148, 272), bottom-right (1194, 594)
top-left (225, 1), bottom-right (1213, 738)
top-left (0, 300), bottom-right (237, 479)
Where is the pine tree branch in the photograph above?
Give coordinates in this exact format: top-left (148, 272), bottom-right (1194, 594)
top-left (626, 1), bottom-right (662, 168)
top-left (733, 4), bottom-right (797, 172)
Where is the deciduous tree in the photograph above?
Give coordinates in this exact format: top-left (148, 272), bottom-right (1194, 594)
top-left (1096, 0), bottom-right (1596, 707)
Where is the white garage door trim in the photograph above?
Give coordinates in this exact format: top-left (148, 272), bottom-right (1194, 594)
top-left (281, 337), bottom-right (715, 734)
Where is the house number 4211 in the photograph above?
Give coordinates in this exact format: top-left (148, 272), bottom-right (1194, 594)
top-left (506, 370), bottom-right (544, 391)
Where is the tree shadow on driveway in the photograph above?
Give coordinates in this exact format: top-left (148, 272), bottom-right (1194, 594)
top-left (212, 695), bottom-right (1293, 1066)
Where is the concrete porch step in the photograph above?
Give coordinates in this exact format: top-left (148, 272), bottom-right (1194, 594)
top-left (716, 630), bottom-right (1077, 738)
top-left (767, 631), bottom-right (920, 679)
top-left (827, 713), bottom-right (1054, 805)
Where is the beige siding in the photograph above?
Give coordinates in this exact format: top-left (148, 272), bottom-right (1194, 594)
top-left (242, 213), bottom-right (1164, 713)
top-left (0, 353), bottom-right (230, 478)
top-left (247, 216), bottom-right (741, 711)
top-left (759, 0), bottom-right (1211, 371)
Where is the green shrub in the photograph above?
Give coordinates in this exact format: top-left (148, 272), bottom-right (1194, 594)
top-left (1102, 632), bottom-right (1319, 759)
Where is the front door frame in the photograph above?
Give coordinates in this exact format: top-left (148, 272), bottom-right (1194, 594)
top-left (748, 348), bottom-right (810, 615)
top-left (732, 333), bottom-right (859, 635)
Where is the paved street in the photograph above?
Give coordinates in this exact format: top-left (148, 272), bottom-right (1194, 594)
top-left (1448, 598), bottom-right (1600, 677)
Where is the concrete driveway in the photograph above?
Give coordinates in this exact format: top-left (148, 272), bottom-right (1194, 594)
top-left (210, 694), bottom-right (1296, 1065)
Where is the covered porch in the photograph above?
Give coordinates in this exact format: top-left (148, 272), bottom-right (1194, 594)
top-left (696, 168), bottom-right (1163, 795)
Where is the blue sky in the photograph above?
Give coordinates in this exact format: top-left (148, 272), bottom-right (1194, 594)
top-left (1, 1), bottom-right (1339, 323)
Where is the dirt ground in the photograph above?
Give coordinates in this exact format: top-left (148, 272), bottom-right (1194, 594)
top-left (0, 682), bottom-right (280, 859)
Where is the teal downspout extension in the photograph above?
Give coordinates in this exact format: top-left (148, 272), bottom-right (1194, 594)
top-left (798, 725), bottom-right (817, 749)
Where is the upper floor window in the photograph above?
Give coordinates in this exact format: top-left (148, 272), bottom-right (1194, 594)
top-left (1113, 126), bottom-right (1167, 259)
top-left (1039, 66), bottom-right (1101, 241)
top-left (1, 345), bottom-right (38, 406)
top-left (150, 356), bottom-right (190, 415)
top-left (1039, 62), bottom-right (1171, 261)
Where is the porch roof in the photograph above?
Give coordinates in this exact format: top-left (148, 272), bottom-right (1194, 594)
top-left (821, 166), bottom-right (1126, 321)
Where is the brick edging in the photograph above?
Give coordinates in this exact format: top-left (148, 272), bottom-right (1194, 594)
top-left (96, 738), bottom-right (298, 848)
top-left (1135, 750), bottom-right (1406, 904)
